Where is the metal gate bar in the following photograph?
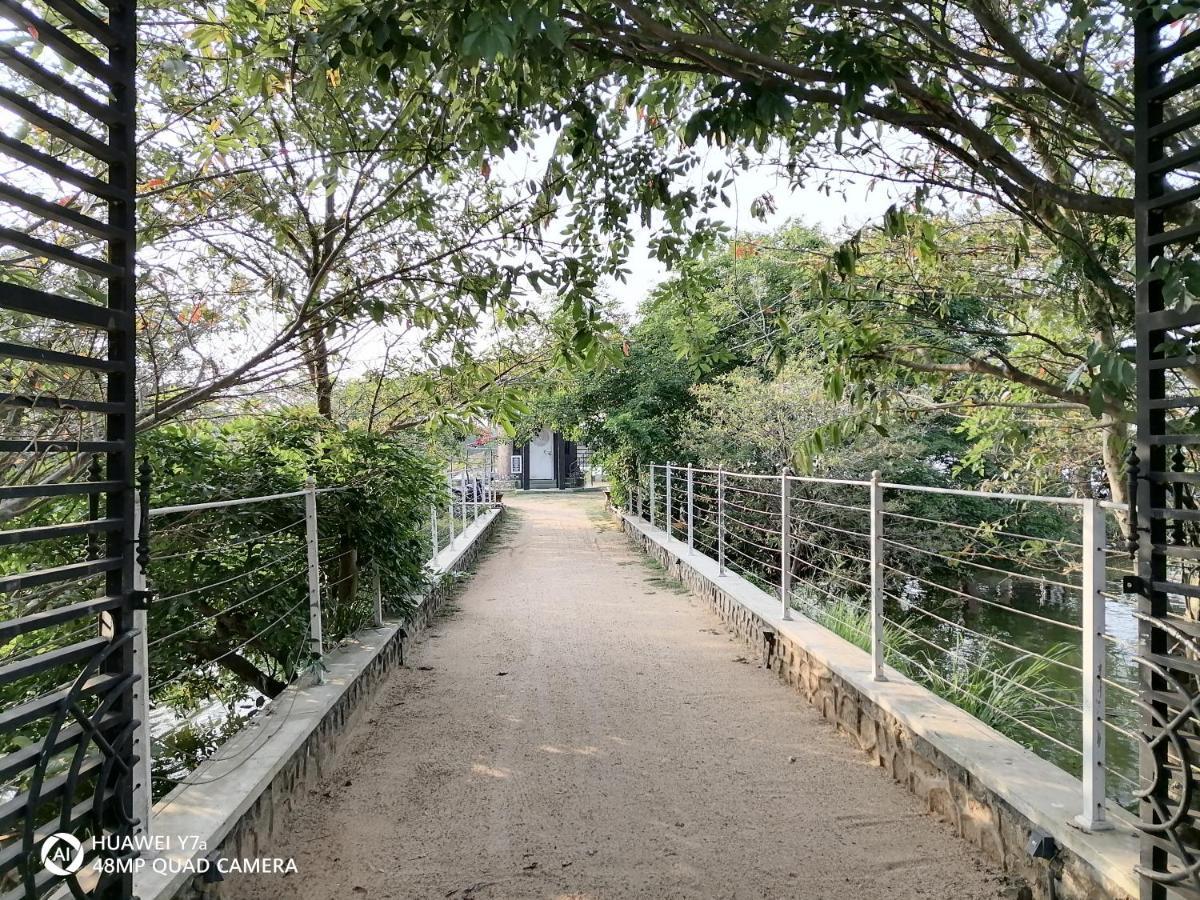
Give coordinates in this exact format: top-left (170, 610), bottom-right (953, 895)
top-left (0, 0), bottom-right (138, 895)
top-left (1135, 6), bottom-right (1200, 898)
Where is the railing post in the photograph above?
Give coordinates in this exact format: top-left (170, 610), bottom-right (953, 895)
top-left (870, 470), bottom-right (886, 682)
top-left (304, 476), bottom-right (324, 661)
top-left (130, 465), bottom-right (153, 839)
top-left (718, 467), bottom-right (726, 576)
top-left (650, 465), bottom-right (657, 528)
top-left (665, 463), bottom-right (673, 540)
top-left (1076, 497), bottom-right (1112, 832)
top-left (687, 463), bottom-right (694, 553)
top-left (780, 467), bottom-right (792, 620)
top-left (431, 503), bottom-right (439, 556)
top-left (460, 473), bottom-right (468, 533)
top-left (448, 492), bottom-right (456, 545)
top-left (372, 563), bottom-right (384, 627)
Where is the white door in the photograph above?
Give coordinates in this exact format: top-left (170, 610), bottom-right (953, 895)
top-left (529, 428), bottom-right (554, 480)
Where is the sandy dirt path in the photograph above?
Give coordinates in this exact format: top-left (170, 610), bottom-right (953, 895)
top-left (230, 492), bottom-right (1008, 900)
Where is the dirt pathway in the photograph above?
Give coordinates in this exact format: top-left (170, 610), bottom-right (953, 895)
top-left (230, 492), bottom-right (1007, 900)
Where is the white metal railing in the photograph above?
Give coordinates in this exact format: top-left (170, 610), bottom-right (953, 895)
top-left (135, 473), bottom-right (500, 833)
top-left (630, 463), bottom-right (1135, 832)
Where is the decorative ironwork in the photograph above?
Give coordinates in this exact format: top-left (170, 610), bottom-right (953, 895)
top-left (1135, 5), bottom-right (1200, 896)
top-left (0, 0), bottom-right (139, 896)
top-left (135, 459), bottom-right (150, 576)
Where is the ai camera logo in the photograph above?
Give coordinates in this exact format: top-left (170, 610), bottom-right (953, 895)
top-left (41, 832), bottom-right (84, 877)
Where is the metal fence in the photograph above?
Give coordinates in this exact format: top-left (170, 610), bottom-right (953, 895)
top-left (130, 473), bottom-right (499, 822)
top-left (1133, 5), bottom-right (1200, 895)
top-left (632, 463), bottom-right (1137, 831)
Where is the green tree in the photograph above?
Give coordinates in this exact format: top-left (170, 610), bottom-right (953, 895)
top-left (323, 0), bottom-right (1152, 492)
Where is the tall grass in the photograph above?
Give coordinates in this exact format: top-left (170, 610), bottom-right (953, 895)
top-left (791, 590), bottom-right (1076, 757)
top-left (790, 592), bottom-right (914, 668)
top-left (916, 643), bottom-right (1076, 739)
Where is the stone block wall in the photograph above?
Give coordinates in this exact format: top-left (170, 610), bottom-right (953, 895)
top-left (623, 515), bottom-right (1130, 900)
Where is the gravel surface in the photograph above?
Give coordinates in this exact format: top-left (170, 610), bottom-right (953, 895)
top-left (228, 491), bottom-right (1008, 900)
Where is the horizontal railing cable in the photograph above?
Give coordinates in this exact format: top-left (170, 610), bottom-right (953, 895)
top-left (877, 616), bottom-right (1080, 717)
top-left (884, 641), bottom-right (1083, 757)
top-left (148, 570), bottom-right (307, 649)
top-left (789, 533), bottom-right (871, 565)
top-left (150, 596), bottom-right (308, 693)
top-left (880, 564), bottom-right (1084, 632)
top-left (881, 509), bottom-right (1083, 549)
top-left (1102, 719), bottom-right (1141, 742)
top-left (153, 545), bottom-right (307, 604)
top-left (789, 512), bottom-right (871, 542)
top-left (152, 517), bottom-right (306, 562)
top-left (723, 541), bottom-right (781, 574)
top-left (788, 554), bottom-right (872, 591)
top-left (881, 536), bottom-right (1082, 592)
top-left (790, 495), bottom-right (870, 514)
top-left (149, 490), bottom-right (307, 517)
top-left (880, 585), bottom-right (1084, 673)
top-left (878, 482), bottom-right (1086, 507)
top-left (792, 576), bottom-right (871, 608)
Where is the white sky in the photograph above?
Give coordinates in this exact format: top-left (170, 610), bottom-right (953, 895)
top-left (334, 143), bottom-right (899, 376)
top-left (496, 133), bottom-right (902, 317)
top-left (612, 160), bottom-right (897, 315)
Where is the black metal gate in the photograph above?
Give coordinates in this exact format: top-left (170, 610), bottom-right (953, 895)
top-left (0, 0), bottom-right (139, 896)
top-left (1135, 5), bottom-right (1200, 897)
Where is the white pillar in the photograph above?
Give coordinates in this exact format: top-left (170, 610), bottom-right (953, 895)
top-left (1075, 497), bottom-right (1112, 832)
top-left (431, 504), bottom-right (439, 556)
top-left (372, 563), bottom-right (384, 627)
top-left (780, 467), bottom-right (792, 621)
top-left (665, 463), bottom-right (673, 540)
top-left (870, 470), bottom-right (886, 682)
top-left (686, 464), bottom-right (694, 553)
top-left (460, 473), bottom-right (468, 533)
top-left (717, 468), bottom-right (726, 576)
top-left (650, 466), bottom-right (656, 528)
top-left (304, 476), bottom-right (323, 660)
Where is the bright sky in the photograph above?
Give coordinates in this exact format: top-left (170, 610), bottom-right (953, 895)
top-left (334, 144), bottom-right (899, 377)
top-left (612, 159), bottom-right (897, 315)
top-left (497, 132), bottom-right (902, 317)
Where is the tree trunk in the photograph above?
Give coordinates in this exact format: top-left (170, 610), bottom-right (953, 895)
top-left (1100, 413), bottom-right (1129, 527)
top-left (307, 321), bottom-right (335, 420)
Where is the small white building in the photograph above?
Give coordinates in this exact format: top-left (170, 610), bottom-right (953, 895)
top-left (503, 428), bottom-right (586, 490)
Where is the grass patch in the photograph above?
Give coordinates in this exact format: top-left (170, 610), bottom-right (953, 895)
top-left (915, 643), bottom-right (1075, 739)
top-left (792, 594), bottom-right (913, 668)
top-left (791, 592), bottom-right (1074, 757)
